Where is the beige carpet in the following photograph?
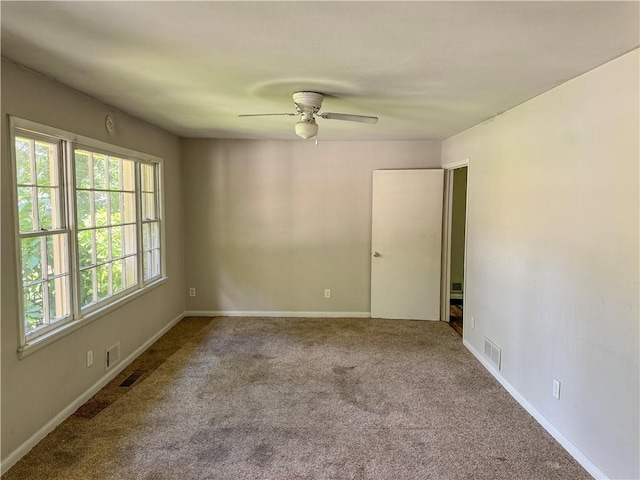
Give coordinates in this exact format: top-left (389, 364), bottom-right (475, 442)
top-left (4, 317), bottom-right (590, 479)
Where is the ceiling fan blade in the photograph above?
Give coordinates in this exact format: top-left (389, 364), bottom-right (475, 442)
top-left (318, 112), bottom-right (378, 124)
top-left (238, 113), bottom-right (297, 117)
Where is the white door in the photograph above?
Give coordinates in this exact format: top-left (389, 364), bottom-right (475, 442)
top-left (371, 169), bottom-right (444, 320)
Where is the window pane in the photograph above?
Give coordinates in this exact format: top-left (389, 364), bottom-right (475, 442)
top-left (80, 268), bottom-right (95, 308)
top-left (124, 256), bottom-right (137, 288)
top-left (123, 192), bottom-right (136, 223)
top-left (38, 187), bottom-right (60, 230)
top-left (122, 160), bottom-right (135, 192)
top-left (123, 224), bottom-right (137, 256)
top-left (15, 138), bottom-right (32, 185)
top-left (144, 248), bottom-right (161, 281)
top-left (110, 192), bottom-right (121, 225)
top-left (141, 163), bottom-right (154, 192)
top-left (143, 222), bottom-right (160, 251)
top-left (143, 251), bottom-right (150, 280)
top-left (75, 150), bottom-right (91, 189)
top-left (111, 226), bottom-right (123, 259)
top-left (35, 141), bottom-right (57, 186)
top-left (150, 222), bottom-right (160, 249)
top-left (94, 191), bottom-right (108, 227)
top-left (109, 157), bottom-right (121, 190)
top-left (46, 234), bottom-right (68, 276)
top-left (112, 259), bottom-right (124, 294)
top-left (77, 230), bottom-right (94, 268)
top-left (17, 187), bottom-right (35, 232)
top-left (93, 153), bottom-right (107, 189)
top-left (21, 237), bottom-right (43, 283)
top-left (142, 223), bottom-right (149, 251)
top-left (76, 191), bottom-right (92, 228)
top-left (152, 249), bottom-right (160, 278)
top-left (142, 192), bottom-right (156, 219)
top-left (97, 264), bottom-right (110, 300)
top-left (95, 227), bottom-right (110, 264)
top-left (24, 282), bottom-right (45, 332)
top-left (49, 276), bottom-right (69, 322)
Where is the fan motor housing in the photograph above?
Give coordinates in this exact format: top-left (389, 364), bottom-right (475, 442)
top-left (293, 91), bottom-right (324, 113)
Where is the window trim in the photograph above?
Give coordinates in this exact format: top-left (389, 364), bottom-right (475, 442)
top-left (9, 116), bottom-right (167, 358)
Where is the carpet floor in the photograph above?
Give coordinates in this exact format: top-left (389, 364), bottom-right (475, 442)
top-left (4, 317), bottom-right (590, 479)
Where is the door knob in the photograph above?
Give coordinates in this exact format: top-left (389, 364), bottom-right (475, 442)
top-left (373, 252), bottom-right (381, 257)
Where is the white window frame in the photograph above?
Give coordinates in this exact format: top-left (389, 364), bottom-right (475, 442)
top-left (12, 131), bottom-right (73, 342)
top-left (9, 117), bottom-right (167, 357)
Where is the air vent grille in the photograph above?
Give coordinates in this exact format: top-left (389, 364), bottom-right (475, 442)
top-left (106, 342), bottom-right (121, 371)
top-left (484, 337), bottom-right (501, 370)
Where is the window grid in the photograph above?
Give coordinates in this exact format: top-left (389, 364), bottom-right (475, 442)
top-left (74, 149), bottom-right (139, 312)
top-left (15, 134), bottom-right (72, 339)
top-left (11, 120), bottom-right (164, 348)
top-left (141, 162), bottom-right (161, 282)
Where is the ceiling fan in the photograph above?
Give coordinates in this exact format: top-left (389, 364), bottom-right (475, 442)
top-left (239, 91), bottom-right (378, 140)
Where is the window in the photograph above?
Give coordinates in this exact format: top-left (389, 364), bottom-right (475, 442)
top-left (11, 118), bottom-right (165, 350)
top-left (15, 135), bottom-right (71, 338)
top-left (75, 149), bottom-right (138, 312)
top-left (141, 162), bottom-right (161, 282)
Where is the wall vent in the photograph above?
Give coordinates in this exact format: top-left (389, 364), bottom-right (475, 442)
top-left (106, 342), bottom-right (121, 371)
top-left (484, 337), bottom-right (501, 370)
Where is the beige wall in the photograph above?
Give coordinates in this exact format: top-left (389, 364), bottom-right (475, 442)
top-left (182, 139), bottom-right (441, 314)
top-left (442, 50), bottom-right (639, 479)
top-left (1, 59), bottom-right (185, 461)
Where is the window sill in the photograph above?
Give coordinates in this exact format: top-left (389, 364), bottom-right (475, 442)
top-left (17, 276), bottom-right (168, 359)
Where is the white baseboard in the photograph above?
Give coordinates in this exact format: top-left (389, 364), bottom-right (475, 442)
top-left (462, 339), bottom-right (609, 480)
top-left (184, 310), bottom-right (371, 318)
top-left (0, 312), bottom-right (185, 475)
top-left (5, 313), bottom-right (605, 478)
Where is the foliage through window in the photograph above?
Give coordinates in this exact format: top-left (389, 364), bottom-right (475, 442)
top-left (75, 149), bottom-right (139, 310)
top-left (15, 136), bottom-right (71, 336)
top-left (12, 121), bottom-right (164, 347)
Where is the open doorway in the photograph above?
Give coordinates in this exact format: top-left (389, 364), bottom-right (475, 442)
top-left (441, 162), bottom-right (468, 336)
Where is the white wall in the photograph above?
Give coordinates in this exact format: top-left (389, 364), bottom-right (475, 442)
top-left (182, 139), bottom-right (441, 314)
top-left (442, 50), bottom-right (639, 479)
top-left (1, 59), bottom-right (185, 463)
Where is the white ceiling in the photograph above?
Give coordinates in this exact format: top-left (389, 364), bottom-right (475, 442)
top-left (1, 1), bottom-right (638, 141)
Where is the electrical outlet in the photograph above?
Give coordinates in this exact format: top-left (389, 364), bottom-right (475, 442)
top-left (552, 378), bottom-right (561, 400)
top-left (86, 350), bottom-right (93, 368)
top-left (189, 287), bottom-right (196, 297)
top-left (324, 289), bottom-right (331, 299)
top-left (471, 316), bottom-right (476, 329)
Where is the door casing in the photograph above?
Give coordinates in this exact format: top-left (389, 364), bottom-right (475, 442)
top-left (440, 158), bottom-right (470, 323)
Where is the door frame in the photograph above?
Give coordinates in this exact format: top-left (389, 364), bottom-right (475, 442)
top-left (440, 158), bottom-right (470, 323)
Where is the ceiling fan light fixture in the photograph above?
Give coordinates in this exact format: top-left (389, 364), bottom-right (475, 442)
top-left (295, 118), bottom-right (318, 139)
top-left (239, 91), bottom-right (378, 139)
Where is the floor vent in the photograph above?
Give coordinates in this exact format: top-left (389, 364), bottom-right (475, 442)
top-left (120, 370), bottom-right (145, 387)
top-left (73, 400), bottom-right (110, 419)
top-left (106, 342), bottom-right (121, 371)
top-left (484, 337), bottom-right (501, 370)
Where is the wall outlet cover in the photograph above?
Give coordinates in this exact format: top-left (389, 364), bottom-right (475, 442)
top-left (553, 378), bottom-right (561, 400)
